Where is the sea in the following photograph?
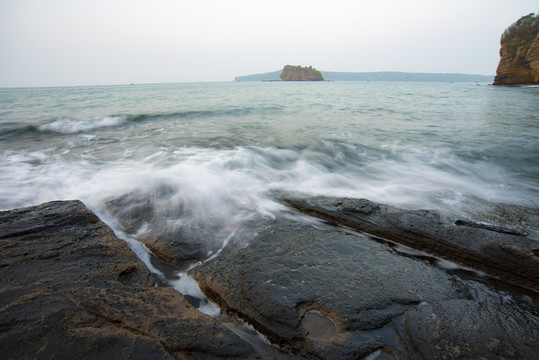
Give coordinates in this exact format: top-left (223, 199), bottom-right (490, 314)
top-left (1, 81), bottom-right (538, 314)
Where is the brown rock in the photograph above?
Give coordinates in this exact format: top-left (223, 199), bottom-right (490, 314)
top-left (0, 200), bottom-right (256, 359)
top-left (493, 44), bottom-right (535, 85)
top-left (493, 14), bottom-right (539, 85)
top-left (526, 34), bottom-right (539, 82)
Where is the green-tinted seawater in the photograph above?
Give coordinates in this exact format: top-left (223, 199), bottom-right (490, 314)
top-left (1, 81), bottom-right (537, 229)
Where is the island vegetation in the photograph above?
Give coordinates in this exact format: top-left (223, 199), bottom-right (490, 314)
top-left (280, 65), bottom-right (324, 81)
top-left (500, 13), bottom-right (538, 58)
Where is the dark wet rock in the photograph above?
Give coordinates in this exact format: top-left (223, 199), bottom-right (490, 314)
top-left (401, 300), bottom-right (539, 359)
top-left (454, 195), bottom-right (539, 238)
top-left (106, 189), bottom-right (225, 265)
top-left (282, 196), bottom-right (539, 292)
top-left (191, 217), bottom-right (539, 359)
top-left (0, 200), bottom-right (256, 359)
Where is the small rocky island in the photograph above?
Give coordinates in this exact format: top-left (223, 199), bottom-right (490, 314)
top-left (494, 13), bottom-right (539, 85)
top-left (280, 65), bottom-right (325, 81)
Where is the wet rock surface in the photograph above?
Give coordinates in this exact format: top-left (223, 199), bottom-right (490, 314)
top-left (0, 200), bottom-right (256, 359)
top-left (106, 189), bottom-right (226, 265)
top-left (283, 196), bottom-right (539, 292)
top-left (401, 299), bottom-right (539, 359)
top-left (4, 197), bottom-right (538, 359)
top-left (191, 204), bottom-right (539, 359)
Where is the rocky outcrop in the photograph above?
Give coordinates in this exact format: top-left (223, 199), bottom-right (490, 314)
top-left (283, 196), bottom-right (539, 292)
top-left (0, 200), bottom-right (256, 359)
top-left (493, 13), bottom-right (539, 85)
top-left (280, 65), bottom-right (324, 81)
top-left (191, 215), bottom-right (539, 359)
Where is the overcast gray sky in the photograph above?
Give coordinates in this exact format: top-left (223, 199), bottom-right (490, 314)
top-left (0, 0), bottom-right (537, 87)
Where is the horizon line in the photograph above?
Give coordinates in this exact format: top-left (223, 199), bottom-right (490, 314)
top-left (1, 71), bottom-right (496, 89)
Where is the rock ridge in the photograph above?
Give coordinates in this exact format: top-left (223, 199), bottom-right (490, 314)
top-left (283, 196), bottom-right (539, 293)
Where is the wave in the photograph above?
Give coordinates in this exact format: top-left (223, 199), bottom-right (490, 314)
top-left (0, 123), bottom-right (41, 140)
top-left (0, 116), bottom-right (128, 138)
top-left (0, 106), bottom-right (282, 138)
top-left (129, 106), bottom-right (282, 123)
top-left (2, 139), bottom-right (538, 271)
top-left (38, 115), bottom-right (127, 134)
top-left (3, 140), bottom-right (536, 225)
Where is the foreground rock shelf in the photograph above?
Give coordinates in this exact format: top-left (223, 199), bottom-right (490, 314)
top-left (191, 216), bottom-right (539, 359)
top-left (0, 200), bottom-right (256, 359)
top-left (1, 198), bottom-right (539, 359)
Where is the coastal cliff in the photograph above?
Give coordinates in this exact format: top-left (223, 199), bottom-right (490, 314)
top-left (493, 13), bottom-right (539, 85)
top-left (280, 65), bottom-right (324, 81)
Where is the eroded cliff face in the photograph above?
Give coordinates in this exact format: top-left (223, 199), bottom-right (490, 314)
top-left (493, 14), bottom-right (539, 85)
top-left (527, 34), bottom-right (539, 82)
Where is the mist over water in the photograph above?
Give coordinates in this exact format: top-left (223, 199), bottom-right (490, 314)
top-left (1, 82), bottom-right (538, 258)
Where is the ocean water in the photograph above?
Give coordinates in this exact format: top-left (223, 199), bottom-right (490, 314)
top-left (1, 81), bottom-right (538, 264)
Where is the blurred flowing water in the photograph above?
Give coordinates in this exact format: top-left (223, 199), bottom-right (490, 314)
top-left (1, 81), bottom-right (538, 264)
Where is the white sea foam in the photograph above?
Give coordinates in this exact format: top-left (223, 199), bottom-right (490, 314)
top-left (170, 272), bottom-right (221, 317)
top-left (38, 115), bottom-right (126, 134)
top-left (1, 142), bottom-right (536, 222)
top-left (2, 142), bottom-right (534, 301)
top-left (1, 82), bottom-right (538, 262)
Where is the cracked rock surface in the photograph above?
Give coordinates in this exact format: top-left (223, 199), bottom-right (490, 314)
top-left (0, 200), bottom-right (256, 359)
top-left (284, 196), bottom-right (539, 292)
top-left (191, 216), bottom-right (539, 359)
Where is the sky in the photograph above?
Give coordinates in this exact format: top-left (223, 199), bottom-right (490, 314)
top-left (0, 0), bottom-right (537, 87)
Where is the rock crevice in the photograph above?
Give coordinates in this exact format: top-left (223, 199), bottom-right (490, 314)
top-left (0, 200), bottom-right (256, 359)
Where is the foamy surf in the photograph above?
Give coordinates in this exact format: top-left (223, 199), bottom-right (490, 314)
top-left (38, 115), bottom-right (127, 134)
top-left (1, 81), bottom-right (537, 267)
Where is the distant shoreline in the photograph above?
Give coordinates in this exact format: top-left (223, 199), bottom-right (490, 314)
top-left (236, 70), bottom-right (494, 83)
